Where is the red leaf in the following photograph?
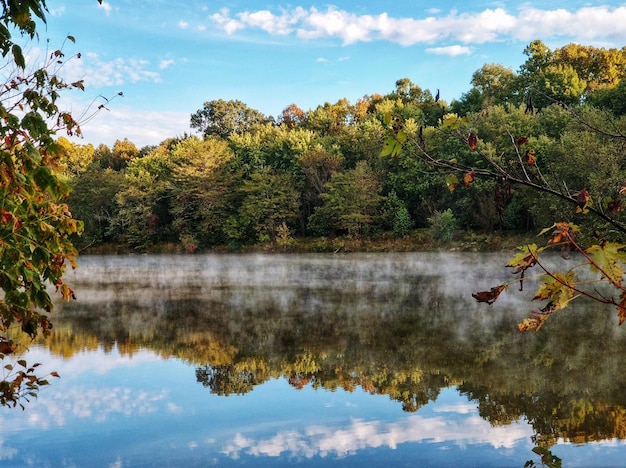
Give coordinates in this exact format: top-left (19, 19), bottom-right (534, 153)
top-left (517, 136), bottom-right (529, 146)
top-left (468, 132), bottom-right (478, 150)
top-left (472, 285), bottom-right (505, 305)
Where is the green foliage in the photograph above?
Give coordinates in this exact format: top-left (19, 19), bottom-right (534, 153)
top-left (190, 99), bottom-right (269, 139)
top-left (308, 161), bottom-right (382, 237)
top-left (169, 137), bottom-right (239, 248)
top-left (380, 190), bottom-right (414, 237)
top-left (428, 209), bottom-right (458, 243)
top-left (68, 167), bottom-right (124, 248)
top-left (228, 169), bottom-right (300, 244)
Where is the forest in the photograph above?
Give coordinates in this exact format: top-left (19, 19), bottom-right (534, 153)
top-left (57, 40), bottom-right (626, 253)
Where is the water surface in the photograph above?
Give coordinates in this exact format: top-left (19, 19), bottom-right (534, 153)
top-left (2, 253), bottom-right (626, 467)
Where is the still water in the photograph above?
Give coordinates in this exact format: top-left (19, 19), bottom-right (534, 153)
top-left (2, 252), bottom-right (626, 467)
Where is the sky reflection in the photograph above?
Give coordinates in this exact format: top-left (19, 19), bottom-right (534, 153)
top-left (0, 345), bottom-right (536, 467)
top-left (1, 343), bottom-right (626, 466)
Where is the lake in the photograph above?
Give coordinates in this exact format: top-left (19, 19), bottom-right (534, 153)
top-left (2, 252), bottom-right (626, 467)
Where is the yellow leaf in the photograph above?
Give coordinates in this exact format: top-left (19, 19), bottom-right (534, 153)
top-left (532, 271), bottom-right (575, 309)
top-left (586, 242), bottom-right (626, 284)
top-left (518, 316), bottom-right (546, 332)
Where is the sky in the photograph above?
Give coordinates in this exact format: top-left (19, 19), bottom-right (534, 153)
top-left (22, 0), bottom-right (626, 147)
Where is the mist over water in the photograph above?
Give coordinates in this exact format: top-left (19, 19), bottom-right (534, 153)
top-left (2, 252), bottom-right (625, 466)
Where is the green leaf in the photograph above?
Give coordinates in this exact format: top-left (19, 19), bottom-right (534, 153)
top-left (12, 44), bottom-right (25, 68)
top-left (32, 166), bottom-right (55, 190)
top-left (445, 174), bottom-right (458, 192)
top-left (381, 136), bottom-right (401, 158)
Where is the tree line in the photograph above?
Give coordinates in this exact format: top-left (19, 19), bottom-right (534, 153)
top-left (60, 40), bottom-right (626, 252)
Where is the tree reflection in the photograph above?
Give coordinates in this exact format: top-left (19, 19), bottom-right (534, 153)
top-left (42, 254), bottom-right (626, 453)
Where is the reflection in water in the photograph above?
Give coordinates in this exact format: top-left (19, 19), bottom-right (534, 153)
top-left (3, 253), bottom-right (626, 466)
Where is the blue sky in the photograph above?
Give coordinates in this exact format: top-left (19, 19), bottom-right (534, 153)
top-left (28, 1), bottom-right (626, 147)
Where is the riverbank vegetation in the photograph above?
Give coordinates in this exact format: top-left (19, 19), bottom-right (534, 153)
top-left (61, 41), bottom-right (626, 257)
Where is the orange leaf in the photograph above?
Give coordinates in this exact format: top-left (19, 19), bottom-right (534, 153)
top-left (467, 132), bottom-right (478, 150)
top-left (464, 170), bottom-right (476, 187)
top-left (524, 149), bottom-right (537, 166)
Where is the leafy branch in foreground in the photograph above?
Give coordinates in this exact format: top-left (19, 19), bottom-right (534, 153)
top-left (381, 93), bottom-right (626, 331)
top-left (473, 222), bottom-right (626, 331)
top-left (0, 0), bottom-right (106, 407)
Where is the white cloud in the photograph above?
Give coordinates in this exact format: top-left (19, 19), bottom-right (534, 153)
top-left (74, 107), bottom-right (190, 147)
top-left (426, 45), bottom-right (473, 56)
top-left (49, 6), bottom-right (66, 17)
top-left (221, 415), bottom-right (533, 460)
top-left (98, 1), bottom-right (112, 16)
top-left (61, 53), bottom-right (161, 87)
top-left (178, 20), bottom-right (189, 29)
top-left (159, 59), bottom-right (175, 70)
top-left (208, 5), bottom-right (626, 48)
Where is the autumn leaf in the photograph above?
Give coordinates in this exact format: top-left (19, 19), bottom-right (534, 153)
top-left (524, 149), bottom-right (537, 166)
top-left (0, 338), bottom-right (15, 355)
top-left (518, 315), bottom-right (549, 332)
top-left (574, 189), bottom-right (592, 214)
top-left (539, 222), bottom-right (579, 245)
top-left (468, 132), bottom-right (478, 150)
top-left (585, 242), bottom-right (626, 284)
top-left (618, 291), bottom-right (626, 325)
top-left (507, 244), bottom-right (541, 274)
top-left (464, 170), bottom-right (476, 187)
top-left (532, 272), bottom-right (575, 310)
top-left (445, 174), bottom-right (458, 192)
top-left (472, 284), bottom-right (506, 305)
top-left (517, 136), bottom-right (529, 146)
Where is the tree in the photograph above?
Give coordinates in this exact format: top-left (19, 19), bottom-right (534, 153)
top-left (56, 137), bottom-right (95, 176)
top-left (190, 99), bottom-right (269, 139)
top-left (113, 144), bottom-right (178, 249)
top-left (68, 167), bottom-right (125, 249)
top-left (308, 161), bottom-right (383, 236)
top-left (0, 0), bottom-right (104, 407)
top-left (110, 138), bottom-right (139, 171)
top-left (470, 64), bottom-right (519, 108)
top-left (224, 169), bottom-right (300, 244)
top-left (277, 103), bottom-right (306, 129)
top-left (169, 137), bottom-right (239, 250)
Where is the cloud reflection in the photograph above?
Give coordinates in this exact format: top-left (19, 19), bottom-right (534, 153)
top-left (221, 413), bottom-right (532, 460)
top-left (1, 346), bottom-right (170, 431)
